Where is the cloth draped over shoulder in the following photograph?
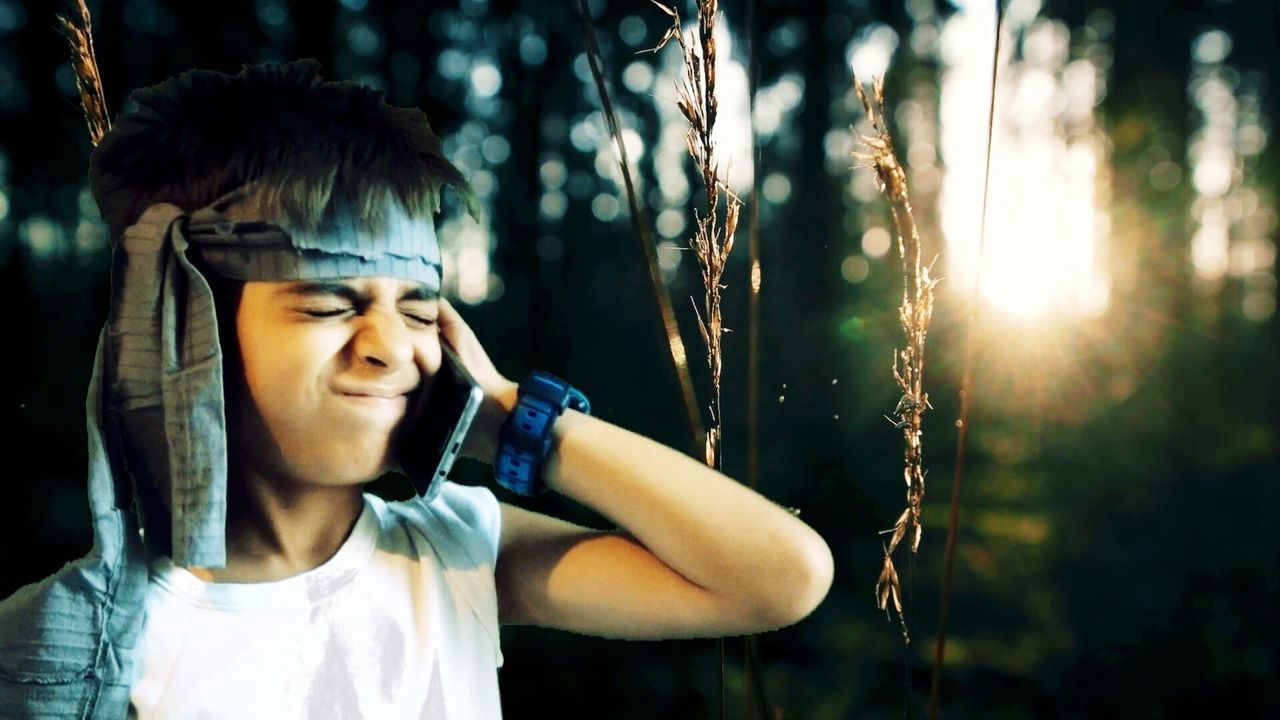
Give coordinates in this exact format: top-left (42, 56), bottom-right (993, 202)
top-left (0, 189), bottom-right (447, 718)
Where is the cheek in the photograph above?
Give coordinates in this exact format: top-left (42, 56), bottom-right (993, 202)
top-left (414, 337), bottom-right (443, 395)
top-left (235, 325), bottom-right (379, 481)
top-left (238, 324), bottom-right (337, 425)
top-left (419, 336), bottom-right (443, 375)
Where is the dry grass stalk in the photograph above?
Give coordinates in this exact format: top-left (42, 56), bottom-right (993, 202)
top-left (651, 3), bottom-right (751, 718)
top-left (56, 0), bottom-right (111, 146)
top-left (576, 0), bottom-right (707, 456)
top-left (651, 0), bottom-right (742, 473)
top-left (853, 75), bottom-right (939, 644)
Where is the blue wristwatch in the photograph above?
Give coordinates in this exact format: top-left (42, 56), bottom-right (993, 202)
top-left (494, 371), bottom-right (591, 496)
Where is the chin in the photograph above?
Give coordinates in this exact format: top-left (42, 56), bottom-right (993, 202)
top-left (316, 460), bottom-right (389, 486)
top-left (286, 445), bottom-right (393, 486)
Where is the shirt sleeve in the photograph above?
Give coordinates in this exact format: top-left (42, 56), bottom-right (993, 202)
top-left (430, 481), bottom-right (502, 568)
top-left (403, 481), bottom-right (504, 667)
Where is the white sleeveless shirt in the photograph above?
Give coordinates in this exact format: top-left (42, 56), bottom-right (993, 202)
top-left (128, 483), bottom-right (505, 719)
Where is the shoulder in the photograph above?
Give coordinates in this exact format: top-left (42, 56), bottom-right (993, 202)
top-left (374, 482), bottom-right (503, 566)
top-left (1, 557), bottom-right (106, 682)
top-left (1, 546), bottom-right (148, 678)
top-left (0, 554), bottom-right (145, 718)
top-left (373, 484), bottom-right (505, 662)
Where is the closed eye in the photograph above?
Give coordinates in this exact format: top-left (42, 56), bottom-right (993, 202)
top-left (301, 307), bottom-right (352, 319)
top-left (402, 313), bottom-right (438, 327)
top-left (298, 307), bottom-right (436, 326)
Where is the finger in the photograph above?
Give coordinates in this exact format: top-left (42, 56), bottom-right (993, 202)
top-left (436, 299), bottom-right (480, 365)
top-left (445, 298), bottom-right (483, 342)
top-left (435, 298), bottom-right (505, 385)
top-left (437, 297), bottom-right (468, 334)
top-left (437, 296), bottom-right (457, 326)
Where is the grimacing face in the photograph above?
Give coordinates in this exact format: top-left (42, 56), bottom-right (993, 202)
top-left (230, 277), bottom-right (442, 486)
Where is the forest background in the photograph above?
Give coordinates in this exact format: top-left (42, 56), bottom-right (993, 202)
top-left (0, 0), bottom-right (1277, 717)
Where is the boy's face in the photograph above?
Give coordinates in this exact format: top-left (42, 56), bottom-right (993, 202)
top-left (231, 276), bottom-right (442, 486)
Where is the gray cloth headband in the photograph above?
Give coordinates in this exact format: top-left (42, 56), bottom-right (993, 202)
top-left (92, 188), bottom-right (444, 568)
top-left (186, 186), bottom-right (443, 287)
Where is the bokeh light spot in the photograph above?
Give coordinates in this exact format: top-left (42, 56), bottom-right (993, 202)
top-left (842, 255), bottom-right (871, 284)
top-left (861, 227), bottom-right (892, 258)
top-left (470, 62), bottom-right (502, 98)
top-left (591, 193), bottom-right (620, 222)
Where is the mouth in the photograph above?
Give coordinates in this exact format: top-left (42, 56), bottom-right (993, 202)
top-left (334, 390), bottom-right (410, 414)
top-left (340, 392), bottom-right (407, 403)
top-left (339, 390), bottom-right (407, 401)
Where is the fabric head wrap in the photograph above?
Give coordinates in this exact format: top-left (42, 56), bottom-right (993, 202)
top-left (90, 184), bottom-right (443, 568)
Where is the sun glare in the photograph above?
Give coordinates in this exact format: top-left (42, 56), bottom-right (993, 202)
top-left (939, 0), bottom-right (1111, 321)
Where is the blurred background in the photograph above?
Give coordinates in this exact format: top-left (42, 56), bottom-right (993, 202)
top-left (1, 0), bottom-right (1277, 717)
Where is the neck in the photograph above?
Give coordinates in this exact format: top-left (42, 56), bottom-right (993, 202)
top-left (185, 468), bottom-right (365, 584)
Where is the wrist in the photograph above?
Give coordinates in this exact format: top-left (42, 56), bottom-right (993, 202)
top-left (493, 372), bottom-right (590, 496)
top-left (467, 379), bottom-right (519, 465)
top-left (491, 379), bottom-right (519, 416)
top-left (541, 407), bottom-right (590, 494)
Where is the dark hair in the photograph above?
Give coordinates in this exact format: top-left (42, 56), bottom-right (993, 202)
top-left (89, 60), bottom-right (477, 241)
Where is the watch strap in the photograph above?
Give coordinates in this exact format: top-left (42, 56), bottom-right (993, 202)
top-left (494, 371), bottom-right (590, 496)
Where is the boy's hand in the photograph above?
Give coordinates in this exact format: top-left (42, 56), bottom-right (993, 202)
top-left (437, 297), bottom-right (518, 464)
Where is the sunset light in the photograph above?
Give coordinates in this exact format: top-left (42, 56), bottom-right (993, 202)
top-left (939, 0), bottom-right (1112, 320)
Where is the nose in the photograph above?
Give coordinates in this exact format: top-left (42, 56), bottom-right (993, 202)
top-left (351, 309), bottom-right (415, 371)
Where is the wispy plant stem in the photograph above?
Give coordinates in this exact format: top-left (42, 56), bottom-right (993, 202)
top-left (853, 76), bottom-right (939, 646)
top-left (56, 0), bottom-right (111, 146)
top-left (928, 3), bottom-right (1004, 718)
top-left (745, 0), bottom-right (764, 712)
top-left (745, 0), bottom-right (762, 494)
top-left (576, 0), bottom-right (706, 456)
top-left (651, 2), bottom-right (753, 718)
top-left (653, 0), bottom-right (742, 471)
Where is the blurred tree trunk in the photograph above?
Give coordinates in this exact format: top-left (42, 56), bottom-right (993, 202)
top-left (789, 0), bottom-right (842, 458)
top-left (492, 4), bottom-right (562, 374)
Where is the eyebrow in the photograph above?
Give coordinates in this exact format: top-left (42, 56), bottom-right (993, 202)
top-left (284, 282), bottom-right (440, 303)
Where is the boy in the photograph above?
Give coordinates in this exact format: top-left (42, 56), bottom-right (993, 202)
top-left (0, 61), bottom-right (833, 718)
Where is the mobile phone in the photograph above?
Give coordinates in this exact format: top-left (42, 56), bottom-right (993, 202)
top-left (394, 344), bottom-right (484, 502)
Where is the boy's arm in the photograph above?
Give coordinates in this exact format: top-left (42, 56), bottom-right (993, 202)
top-left (487, 385), bottom-right (835, 639)
top-left (436, 298), bottom-right (833, 639)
